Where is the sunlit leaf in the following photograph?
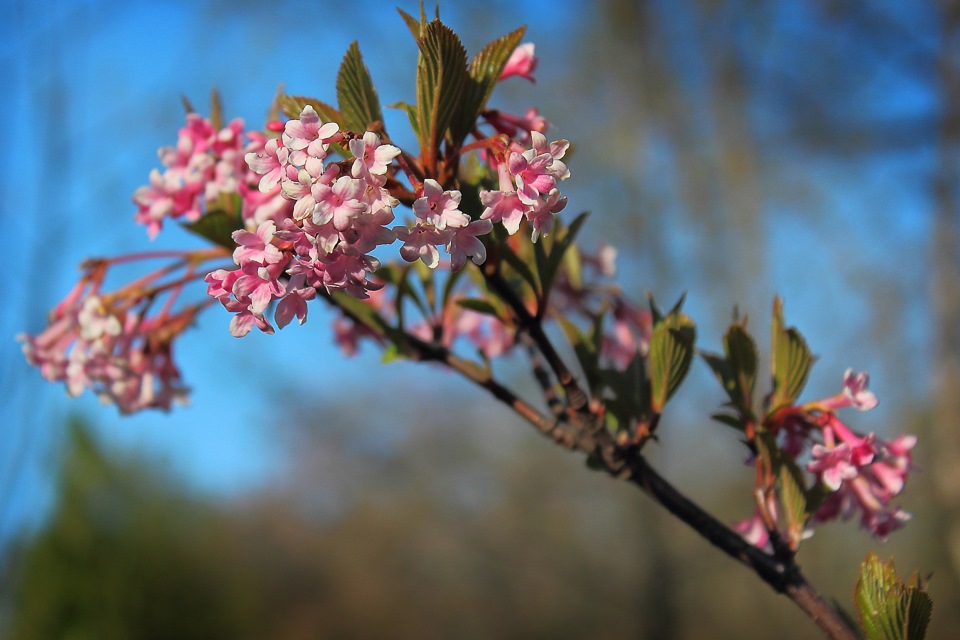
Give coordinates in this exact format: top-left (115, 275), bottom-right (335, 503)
top-left (278, 94), bottom-right (342, 125)
top-left (777, 456), bottom-right (808, 550)
top-left (855, 553), bottom-right (933, 640)
top-left (649, 312), bottom-right (696, 413)
top-left (450, 25), bottom-right (526, 145)
top-left (337, 42), bottom-right (384, 133)
top-left (415, 20), bottom-right (468, 172)
top-left (769, 297), bottom-right (814, 413)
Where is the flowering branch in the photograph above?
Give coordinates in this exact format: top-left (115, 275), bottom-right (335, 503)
top-left (19, 6), bottom-right (929, 638)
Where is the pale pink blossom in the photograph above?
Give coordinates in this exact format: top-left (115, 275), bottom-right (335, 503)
top-left (413, 180), bottom-right (468, 230)
top-left (232, 220), bottom-right (283, 266)
top-left (349, 131), bottom-right (400, 179)
top-left (499, 43), bottom-right (538, 82)
top-left (447, 219), bottom-right (493, 270)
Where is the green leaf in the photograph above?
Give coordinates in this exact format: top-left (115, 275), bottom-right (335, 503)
top-left (336, 42), bottom-right (384, 133)
top-left (181, 197), bottom-right (243, 250)
top-left (701, 318), bottom-right (758, 416)
top-left (855, 553), bottom-right (933, 640)
top-left (450, 25), bottom-right (526, 146)
top-left (777, 456), bottom-right (808, 550)
top-left (539, 211), bottom-right (589, 302)
top-left (557, 315), bottom-right (602, 393)
top-left (456, 298), bottom-right (502, 318)
top-left (278, 94), bottom-right (342, 125)
top-left (497, 239), bottom-right (541, 298)
top-left (649, 312), bottom-right (696, 413)
top-left (710, 412), bottom-right (745, 431)
top-left (209, 87), bottom-right (223, 131)
top-left (415, 20), bottom-right (468, 172)
top-left (724, 322), bottom-right (758, 411)
top-left (396, 5), bottom-right (425, 39)
top-left (769, 297), bottom-right (815, 413)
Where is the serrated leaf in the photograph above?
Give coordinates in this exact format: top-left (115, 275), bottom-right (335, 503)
top-left (855, 553), bottom-right (933, 640)
top-left (278, 94), bottom-right (342, 125)
top-left (415, 20), bottom-right (468, 173)
top-left (336, 42), bottom-right (384, 133)
top-left (181, 202), bottom-right (243, 250)
top-left (769, 297), bottom-right (814, 412)
top-left (396, 6), bottom-right (424, 39)
top-left (450, 25), bottom-right (526, 146)
top-left (649, 313), bottom-right (696, 413)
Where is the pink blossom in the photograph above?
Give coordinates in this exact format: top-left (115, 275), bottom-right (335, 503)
top-left (245, 138), bottom-right (289, 193)
top-left (447, 219), bottom-right (493, 270)
top-left (232, 220), bottom-right (284, 266)
top-left (499, 43), bottom-right (538, 82)
top-left (733, 510), bottom-right (773, 553)
top-left (313, 176), bottom-right (368, 230)
top-left (395, 224), bottom-right (452, 269)
top-left (283, 105), bottom-right (340, 165)
top-left (479, 189), bottom-right (527, 235)
top-left (232, 262), bottom-right (286, 315)
top-left (527, 187), bottom-right (568, 241)
top-left (349, 131), bottom-right (400, 179)
top-left (413, 180), bottom-right (468, 230)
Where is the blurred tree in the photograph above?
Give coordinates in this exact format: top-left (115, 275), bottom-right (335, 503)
top-left (4, 421), bottom-right (261, 640)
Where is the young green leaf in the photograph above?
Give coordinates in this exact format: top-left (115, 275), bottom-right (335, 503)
top-left (557, 315), bottom-right (602, 393)
top-left (649, 312), bottom-right (696, 413)
top-left (769, 297), bottom-right (815, 413)
top-left (336, 42), bottom-right (384, 133)
top-left (415, 20), bottom-right (468, 173)
top-left (181, 196), bottom-right (243, 250)
top-left (539, 211), bottom-right (589, 303)
top-left (777, 456), bottom-right (809, 550)
top-left (855, 553), bottom-right (933, 640)
top-left (278, 94), bottom-right (342, 125)
top-left (456, 298), bottom-right (503, 319)
top-left (449, 25), bottom-right (526, 146)
top-left (724, 321), bottom-right (759, 411)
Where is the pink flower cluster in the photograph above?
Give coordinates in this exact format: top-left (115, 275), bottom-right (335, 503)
top-left (480, 131), bottom-right (571, 241)
top-left (396, 179), bottom-right (493, 270)
top-left (133, 113), bottom-right (290, 238)
top-left (207, 106), bottom-right (404, 336)
top-left (18, 277), bottom-right (193, 413)
top-left (737, 369), bottom-right (915, 544)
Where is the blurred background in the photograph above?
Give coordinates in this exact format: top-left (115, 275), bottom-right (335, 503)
top-left (2, 0), bottom-right (957, 638)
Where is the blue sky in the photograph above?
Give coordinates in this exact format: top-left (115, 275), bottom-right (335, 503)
top-left (0, 0), bottom-right (593, 543)
top-left (1, 0), bottom-right (941, 548)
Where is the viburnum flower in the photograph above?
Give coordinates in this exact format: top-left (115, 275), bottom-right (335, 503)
top-left (739, 368), bottom-right (916, 544)
top-left (499, 43), bottom-right (538, 82)
top-left (349, 131), bottom-right (401, 179)
top-left (413, 179), bottom-right (469, 230)
top-left (480, 131), bottom-right (571, 241)
top-left (395, 224), bottom-right (452, 269)
top-left (447, 219), bottom-right (494, 271)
